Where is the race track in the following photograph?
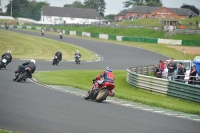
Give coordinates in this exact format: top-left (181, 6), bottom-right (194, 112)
top-left (0, 28), bottom-right (199, 133)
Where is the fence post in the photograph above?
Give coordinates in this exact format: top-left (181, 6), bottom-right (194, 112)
top-left (137, 67), bottom-right (140, 73)
top-left (148, 66), bottom-right (151, 75)
top-left (142, 66), bottom-right (144, 75)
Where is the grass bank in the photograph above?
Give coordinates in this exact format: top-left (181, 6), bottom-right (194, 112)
top-left (50, 26), bottom-right (200, 41)
top-left (0, 30), bottom-right (97, 60)
top-left (0, 129), bottom-right (18, 133)
top-left (34, 70), bottom-right (200, 115)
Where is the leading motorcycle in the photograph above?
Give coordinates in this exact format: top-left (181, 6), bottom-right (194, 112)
top-left (0, 57), bottom-right (8, 69)
top-left (13, 66), bottom-right (32, 82)
top-left (52, 56), bottom-right (60, 65)
top-left (84, 79), bottom-right (115, 102)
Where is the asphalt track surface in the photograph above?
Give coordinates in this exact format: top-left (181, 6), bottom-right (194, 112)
top-left (0, 29), bottom-right (199, 133)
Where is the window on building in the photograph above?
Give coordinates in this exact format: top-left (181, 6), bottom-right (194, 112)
top-left (162, 10), bottom-right (166, 13)
top-left (70, 18), bottom-right (75, 20)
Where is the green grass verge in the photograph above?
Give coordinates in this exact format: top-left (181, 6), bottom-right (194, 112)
top-left (0, 129), bottom-right (19, 133)
top-left (33, 70), bottom-right (200, 115)
top-left (0, 29), bottom-right (97, 60)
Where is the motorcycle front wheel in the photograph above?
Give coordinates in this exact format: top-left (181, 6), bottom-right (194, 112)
top-left (16, 72), bottom-right (27, 82)
top-left (96, 89), bottom-right (109, 102)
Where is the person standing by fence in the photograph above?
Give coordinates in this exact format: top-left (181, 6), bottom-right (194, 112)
top-left (176, 63), bottom-right (185, 82)
top-left (167, 58), bottom-right (177, 80)
top-left (188, 66), bottom-right (197, 85)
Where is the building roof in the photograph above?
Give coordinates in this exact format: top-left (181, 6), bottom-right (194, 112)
top-left (169, 8), bottom-right (198, 16)
top-left (116, 9), bottom-right (129, 16)
top-left (42, 6), bottom-right (104, 19)
top-left (127, 6), bottom-right (160, 14)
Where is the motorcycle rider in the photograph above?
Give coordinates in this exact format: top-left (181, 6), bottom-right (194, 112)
top-left (55, 50), bottom-right (62, 61)
top-left (74, 50), bottom-right (81, 63)
top-left (41, 28), bottom-right (44, 35)
top-left (59, 31), bottom-right (63, 38)
top-left (13, 59), bottom-right (36, 81)
top-left (74, 50), bottom-right (81, 58)
top-left (1, 50), bottom-right (12, 68)
top-left (93, 67), bottom-right (115, 96)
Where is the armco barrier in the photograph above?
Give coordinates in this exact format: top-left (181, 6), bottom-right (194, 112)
top-left (91, 33), bottom-right (99, 38)
top-left (31, 27), bottom-right (36, 30)
top-left (127, 68), bottom-right (200, 103)
top-left (70, 31), bottom-right (76, 36)
top-left (82, 32), bottom-right (91, 37)
top-left (108, 35), bottom-right (116, 40)
top-left (127, 69), bottom-right (168, 94)
top-left (76, 31), bottom-right (82, 36)
top-left (26, 26), bottom-right (31, 29)
top-left (158, 39), bottom-right (182, 45)
top-left (182, 40), bottom-right (200, 46)
top-left (99, 34), bottom-right (108, 40)
top-left (168, 81), bottom-right (200, 103)
top-left (116, 36), bottom-right (123, 41)
top-left (122, 37), bottom-right (158, 43)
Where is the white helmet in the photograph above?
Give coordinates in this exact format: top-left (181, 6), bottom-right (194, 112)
top-left (31, 59), bottom-right (36, 64)
top-left (76, 50), bottom-right (79, 53)
top-left (7, 50), bottom-right (11, 54)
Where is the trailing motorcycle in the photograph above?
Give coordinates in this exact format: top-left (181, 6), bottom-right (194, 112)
top-left (75, 55), bottom-right (81, 64)
top-left (0, 57), bottom-right (8, 69)
top-left (84, 79), bottom-right (115, 102)
top-left (14, 66), bottom-right (32, 82)
top-left (52, 56), bottom-right (60, 65)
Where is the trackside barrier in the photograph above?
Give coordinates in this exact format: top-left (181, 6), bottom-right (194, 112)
top-left (127, 69), bottom-right (169, 94)
top-left (1, 25), bottom-right (199, 46)
top-left (99, 34), bottom-right (109, 40)
top-left (127, 68), bottom-right (200, 103)
top-left (70, 31), bottom-right (76, 36)
top-left (168, 81), bottom-right (200, 103)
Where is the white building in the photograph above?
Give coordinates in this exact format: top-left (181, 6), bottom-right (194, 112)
top-left (41, 6), bottom-right (104, 25)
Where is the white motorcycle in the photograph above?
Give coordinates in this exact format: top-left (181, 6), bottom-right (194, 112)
top-left (0, 58), bottom-right (8, 69)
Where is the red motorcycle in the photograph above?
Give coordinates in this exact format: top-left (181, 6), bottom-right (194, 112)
top-left (84, 79), bottom-right (115, 102)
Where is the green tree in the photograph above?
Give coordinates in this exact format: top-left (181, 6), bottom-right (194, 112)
top-left (105, 14), bottom-right (115, 21)
top-left (5, 0), bottom-right (49, 20)
top-left (64, 0), bottom-right (85, 8)
top-left (123, 0), bottom-right (162, 8)
top-left (180, 4), bottom-right (199, 15)
top-left (84, 0), bottom-right (106, 17)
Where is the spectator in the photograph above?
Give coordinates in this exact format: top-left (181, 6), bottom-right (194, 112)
top-left (162, 64), bottom-right (168, 79)
top-left (176, 62), bottom-right (185, 82)
top-left (167, 58), bottom-right (177, 80)
top-left (188, 66), bottom-right (197, 85)
top-left (182, 64), bottom-right (186, 82)
top-left (160, 59), bottom-right (166, 73)
top-left (196, 20), bottom-right (199, 27)
top-left (154, 65), bottom-right (161, 78)
top-left (189, 21), bottom-right (192, 26)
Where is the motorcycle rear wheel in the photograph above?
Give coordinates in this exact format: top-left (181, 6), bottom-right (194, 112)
top-left (96, 89), bottom-right (109, 102)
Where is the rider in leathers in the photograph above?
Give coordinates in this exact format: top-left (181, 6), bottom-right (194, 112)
top-left (93, 67), bottom-right (115, 96)
top-left (55, 51), bottom-right (62, 61)
top-left (1, 50), bottom-right (12, 68)
top-left (13, 59), bottom-right (36, 81)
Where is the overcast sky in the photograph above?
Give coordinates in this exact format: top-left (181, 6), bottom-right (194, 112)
top-left (1, 0), bottom-right (200, 15)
